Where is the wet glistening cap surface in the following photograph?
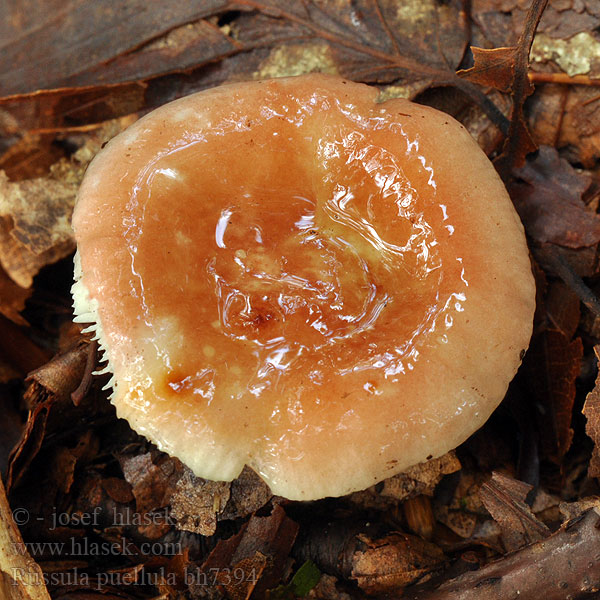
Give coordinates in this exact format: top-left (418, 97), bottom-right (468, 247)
top-left (72, 74), bottom-right (535, 501)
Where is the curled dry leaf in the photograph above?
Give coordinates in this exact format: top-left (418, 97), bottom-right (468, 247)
top-left (509, 145), bottom-right (599, 248)
top-left (6, 342), bottom-right (91, 491)
top-left (458, 46), bottom-right (520, 93)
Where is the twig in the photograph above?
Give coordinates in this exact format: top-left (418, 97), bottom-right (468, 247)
top-left (496, 0), bottom-right (548, 176)
top-left (529, 72), bottom-right (600, 86)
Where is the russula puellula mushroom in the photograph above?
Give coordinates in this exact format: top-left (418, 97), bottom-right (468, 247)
top-left (72, 74), bottom-right (535, 501)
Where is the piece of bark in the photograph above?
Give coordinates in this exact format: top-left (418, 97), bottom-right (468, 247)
top-left (403, 496), bottom-right (436, 541)
top-left (406, 506), bottom-right (600, 600)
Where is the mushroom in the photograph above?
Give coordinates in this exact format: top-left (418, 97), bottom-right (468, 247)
top-left (72, 74), bottom-right (535, 501)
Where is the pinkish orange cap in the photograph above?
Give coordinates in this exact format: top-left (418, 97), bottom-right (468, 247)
top-left (72, 74), bottom-right (535, 500)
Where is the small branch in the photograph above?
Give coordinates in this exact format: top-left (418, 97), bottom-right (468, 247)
top-left (529, 72), bottom-right (600, 86)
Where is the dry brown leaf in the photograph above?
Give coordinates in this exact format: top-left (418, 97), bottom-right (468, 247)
top-left (523, 328), bottom-right (583, 463)
top-left (0, 116), bottom-right (135, 289)
top-left (1, 0), bottom-right (464, 92)
top-left (583, 346), bottom-right (600, 478)
top-left (119, 453), bottom-right (183, 516)
top-left (348, 452), bottom-right (461, 514)
top-left (101, 478), bottom-right (135, 506)
top-left (545, 279), bottom-right (581, 340)
top-left (62, 19), bottom-right (240, 89)
top-left (480, 472), bottom-right (550, 552)
top-left (471, 0), bottom-right (600, 47)
top-left (381, 452), bottom-right (461, 501)
top-left (405, 505), bottom-right (600, 600)
top-left (170, 469), bottom-right (231, 537)
top-left (458, 46), bottom-right (519, 92)
top-left (0, 84), bottom-right (147, 134)
top-left (0, 2), bottom-right (230, 95)
top-left (220, 465), bottom-right (272, 521)
top-left (509, 146), bottom-right (598, 248)
top-left (534, 86), bottom-right (600, 169)
top-left (0, 133), bottom-right (64, 182)
top-left (485, 0), bottom-right (547, 176)
top-left (0, 0), bottom-right (491, 136)
top-left (190, 504), bottom-right (298, 598)
top-left (0, 170), bottom-right (78, 288)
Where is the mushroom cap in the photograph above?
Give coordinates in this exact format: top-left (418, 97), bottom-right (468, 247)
top-left (72, 74), bottom-right (535, 501)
